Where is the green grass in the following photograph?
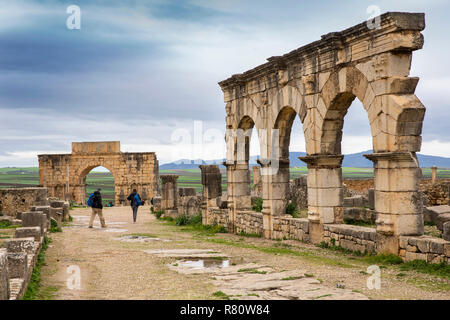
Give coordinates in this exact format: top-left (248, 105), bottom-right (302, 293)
top-left (22, 236), bottom-right (58, 300)
top-left (212, 291), bottom-right (230, 300)
top-left (0, 220), bottom-right (19, 229)
top-left (400, 260), bottom-right (450, 279)
top-left (158, 212), bottom-right (228, 235)
top-left (317, 240), bottom-right (365, 256)
top-left (126, 233), bottom-right (158, 238)
top-left (238, 230), bottom-right (262, 238)
top-left (204, 237), bottom-right (355, 268)
top-left (237, 268), bottom-right (267, 274)
top-left (363, 253), bottom-right (404, 265)
top-left (344, 219), bottom-right (376, 228)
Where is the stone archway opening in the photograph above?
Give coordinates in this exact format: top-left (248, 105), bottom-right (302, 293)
top-left (83, 166), bottom-right (115, 207)
top-left (38, 141), bottom-right (159, 206)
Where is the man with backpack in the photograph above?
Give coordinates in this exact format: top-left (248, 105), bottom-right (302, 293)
top-left (88, 188), bottom-right (106, 228)
top-left (127, 189), bottom-right (142, 223)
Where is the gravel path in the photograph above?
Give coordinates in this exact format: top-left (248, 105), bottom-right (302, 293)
top-left (39, 206), bottom-right (449, 300)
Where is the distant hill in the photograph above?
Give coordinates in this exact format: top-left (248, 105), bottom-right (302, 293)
top-left (159, 151), bottom-right (450, 169)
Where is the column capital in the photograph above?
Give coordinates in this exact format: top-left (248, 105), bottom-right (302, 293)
top-left (363, 151), bottom-right (417, 163)
top-left (298, 154), bottom-right (343, 169)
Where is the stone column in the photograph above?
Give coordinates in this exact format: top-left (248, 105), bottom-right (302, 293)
top-left (431, 166), bottom-right (437, 184)
top-left (160, 175), bottom-right (179, 215)
top-left (259, 158), bottom-right (290, 238)
top-left (299, 154), bottom-right (344, 244)
top-left (364, 152), bottom-right (424, 254)
top-left (252, 166), bottom-right (262, 197)
top-left (199, 165), bottom-right (222, 225)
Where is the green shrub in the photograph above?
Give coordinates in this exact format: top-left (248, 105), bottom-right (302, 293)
top-left (286, 202), bottom-right (299, 218)
top-left (252, 197), bottom-right (263, 212)
top-left (50, 219), bottom-right (62, 233)
top-left (189, 213), bottom-right (202, 225)
top-left (175, 214), bottom-right (190, 226)
top-left (155, 210), bottom-right (164, 219)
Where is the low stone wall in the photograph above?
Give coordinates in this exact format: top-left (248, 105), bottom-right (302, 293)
top-left (420, 180), bottom-right (450, 206)
top-left (323, 224), bottom-right (377, 253)
top-left (342, 179), bottom-right (373, 195)
top-left (399, 235), bottom-right (450, 263)
top-left (0, 188), bottom-right (48, 217)
top-left (207, 207), bottom-right (229, 227)
top-left (235, 211), bottom-right (263, 236)
top-left (344, 208), bottom-right (377, 224)
top-left (178, 195), bottom-right (201, 217)
top-left (0, 202), bottom-right (51, 300)
top-left (272, 216), bottom-right (309, 242)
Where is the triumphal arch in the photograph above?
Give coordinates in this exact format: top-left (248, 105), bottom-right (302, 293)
top-left (38, 141), bottom-right (159, 205)
top-left (219, 12), bottom-right (426, 253)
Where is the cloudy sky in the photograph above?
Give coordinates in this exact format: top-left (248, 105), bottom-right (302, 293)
top-left (0, 0), bottom-right (449, 167)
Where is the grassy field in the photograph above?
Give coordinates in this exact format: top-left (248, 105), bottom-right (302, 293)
top-left (1, 167), bottom-right (449, 204)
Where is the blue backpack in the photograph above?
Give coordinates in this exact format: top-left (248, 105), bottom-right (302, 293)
top-left (133, 194), bottom-right (142, 207)
top-left (87, 193), bottom-right (95, 207)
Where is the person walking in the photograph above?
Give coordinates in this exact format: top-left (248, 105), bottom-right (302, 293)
top-left (88, 188), bottom-right (106, 228)
top-left (127, 189), bottom-right (142, 223)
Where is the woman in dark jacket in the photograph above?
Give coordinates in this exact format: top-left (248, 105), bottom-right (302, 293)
top-left (127, 189), bottom-right (142, 223)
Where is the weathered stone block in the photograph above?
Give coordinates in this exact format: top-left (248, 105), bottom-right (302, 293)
top-left (416, 238), bottom-right (430, 253)
top-left (7, 252), bottom-right (28, 279)
top-left (6, 238), bottom-right (35, 255)
top-left (21, 211), bottom-right (45, 235)
top-left (49, 200), bottom-right (65, 208)
top-left (405, 251), bottom-right (427, 262)
top-left (0, 249), bottom-right (9, 300)
top-left (436, 213), bottom-right (450, 231)
top-left (423, 205), bottom-right (450, 224)
top-left (443, 221), bottom-right (450, 242)
top-left (15, 227), bottom-right (41, 242)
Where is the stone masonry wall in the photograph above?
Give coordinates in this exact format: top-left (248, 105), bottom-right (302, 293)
top-left (207, 208), bottom-right (229, 228)
top-left (323, 224), bottom-right (377, 253)
top-left (0, 188), bottom-right (48, 218)
top-left (272, 216), bottom-right (310, 242)
top-left (235, 211), bottom-right (264, 236)
top-left (399, 235), bottom-right (450, 264)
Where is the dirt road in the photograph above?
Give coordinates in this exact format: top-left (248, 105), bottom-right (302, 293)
top-left (39, 206), bottom-right (449, 300)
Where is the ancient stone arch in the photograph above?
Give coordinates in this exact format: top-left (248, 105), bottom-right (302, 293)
top-left (219, 12), bottom-right (426, 253)
top-left (38, 141), bottom-right (159, 205)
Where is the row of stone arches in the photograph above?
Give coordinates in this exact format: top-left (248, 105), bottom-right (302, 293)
top-left (220, 12), bottom-right (426, 253)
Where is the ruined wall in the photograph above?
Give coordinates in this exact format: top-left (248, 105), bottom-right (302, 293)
top-left (38, 141), bottom-right (159, 205)
top-left (272, 216), bottom-right (310, 242)
top-left (0, 188), bottom-right (48, 218)
top-left (0, 193), bottom-right (53, 300)
top-left (207, 208), bottom-right (229, 227)
top-left (399, 236), bottom-right (450, 263)
top-left (420, 180), bottom-right (450, 206)
top-left (235, 211), bottom-right (264, 236)
top-left (323, 224), bottom-right (377, 253)
top-left (289, 176), bottom-right (308, 210)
